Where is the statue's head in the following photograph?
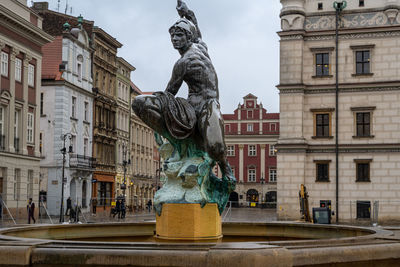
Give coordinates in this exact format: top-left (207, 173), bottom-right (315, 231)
top-left (169, 18), bottom-right (196, 51)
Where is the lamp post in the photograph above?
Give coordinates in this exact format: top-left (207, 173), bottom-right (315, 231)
top-left (59, 133), bottom-right (73, 223)
top-left (260, 174), bottom-right (265, 208)
top-left (121, 144), bottom-right (130, 198)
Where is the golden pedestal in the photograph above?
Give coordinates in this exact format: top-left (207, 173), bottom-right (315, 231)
top-left (155, 203), bottom-right (222, 241)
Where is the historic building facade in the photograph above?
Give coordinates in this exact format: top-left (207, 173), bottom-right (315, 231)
top-left (115, 57), bottom-right (135, 198)
top-left (278, 0), bottom-right (400, 223)
top-left (0, 0), bottom-right (52, 217)
top-left (91, 27), bottom-right (122, 212)
top-left (222, 94), bottom-right (279, 207)
top-left (129, 86), bottom-right (158, 211)
top-left (39, 21), bottom-right (95, 215)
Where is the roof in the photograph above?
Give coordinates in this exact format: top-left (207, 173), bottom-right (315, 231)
top-left (93, 26), bottom-right (122, 49)
top-left (41, 35), bottom-right (63, 80)
top-left (130, 81), bottom-right (143, 95)
top-left (117, 57), bottom-right (135, 71)
top-left (243, 93), bottom-right (258, 99)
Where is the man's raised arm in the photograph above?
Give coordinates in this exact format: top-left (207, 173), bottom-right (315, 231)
top-left (176, 0), bottom-right (202, 41)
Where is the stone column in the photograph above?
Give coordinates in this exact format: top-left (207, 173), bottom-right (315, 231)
top-left (34, 57), bottom-right (42, 157)
top-left (8, 48), bottom-right (18, 153)
top-left (239, 144), bottom-right (244, 183)
top-left (0, 41), bottom-right (4, 96)
top-left (22, 54), bottom-right (32, 155)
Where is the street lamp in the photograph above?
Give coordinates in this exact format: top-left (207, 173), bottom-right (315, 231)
top-left (59, 133), bottom-right (73, 223)
top-left (121, 144), bottom-right (130, 197)
top-left (260, 173), bottom-right (265, 206)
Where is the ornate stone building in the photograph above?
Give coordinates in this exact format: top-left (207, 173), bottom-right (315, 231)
top-left (39, 18), bottom-right (95, 215)
top-left (278, 0), bottom-right (400, 223)
top-left (129, 85), bottom-right (158, 211)
top-left (222, 94), bottom-right (279, 207)
top-left (0, 0), bottom-right (52, 217)
top-left (91, 27), bottom-right (122, 212)
top-left (115, 57), bottom-right (135, 198)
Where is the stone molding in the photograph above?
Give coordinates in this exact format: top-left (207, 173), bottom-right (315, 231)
top-left (279, 86), bottom-right (400, 94)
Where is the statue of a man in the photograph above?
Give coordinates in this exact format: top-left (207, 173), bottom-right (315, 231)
top-left (132, 0), bottom-right (234, 183)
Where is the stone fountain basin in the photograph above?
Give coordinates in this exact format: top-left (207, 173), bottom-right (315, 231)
top-left (0, 222), bottom-right (399, 267)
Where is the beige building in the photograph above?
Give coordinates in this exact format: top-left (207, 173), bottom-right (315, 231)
top-left (278, 0), bottom-right (400, 223)
top-left (0, 0), bottom-right (52, 217)
top-left (129, 87), bottom-right (159, 211)
top-left (115, 57), bottom-right (135, 198)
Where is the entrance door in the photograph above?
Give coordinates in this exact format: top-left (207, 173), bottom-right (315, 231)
top-left (246, 189), bottom-right (259, 207)
top-left (229, 192), bottom-right (239, 207)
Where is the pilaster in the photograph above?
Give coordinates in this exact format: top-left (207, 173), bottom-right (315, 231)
top-left (34, 57), bottom-right (41, 157)
top-left (22, 54), bottom-right (32, 155)
top-left (239, 144), bottom-right (244, 183)
top-left (8, 48), bottom-right (18, 153)
top-left (237, 105), bottom-right (241, 135)
top-left (260, 144), bottom-right (266, 180)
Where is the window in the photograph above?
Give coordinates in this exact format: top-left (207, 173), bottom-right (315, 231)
top-left (27, 170), bottom-right (34, 199)
top-left (14, 110), bottom-right (19, 152)
top-left (84, 138), bottom-right (88, 156)
top-left (77, 62), bottom-right (82, 81)
top-left (39, 132), bottom-right (43, 155)
top-left (356, 112), bottom-right (370, 137)
top-left (84, 102), bottom-right (89, 121)
top-left (315, 161), bottom-right (330, 182)
top-left (225, 124), bottom-right (230, 133)
top-left (318, 2), bottom-right (323, 10)
top-left (247, 123), bottom-right (253, 132)
top-left (247, 110), bottom-right (253, 119)
top-left (14, 168), bottom-right (20, 200)
top-left (28, 64), bottom-right (35, 87)
top-left (71, 135), bottom-right (76, 154)
top-left (269, 168), bottom-right (277, 182)
top-left (312, 110), bottom-right (333, 138)
top-left (316, 53), bottom-right (329, 76)
top-left (248, 145), bottom-right (256, 156)
top-left (356, 51), bottom-right (370, 74)
top-left (71, 96), bottom-right (76, 118)
top-left (227, 145), bottom-right (235, 156)
top-left (15, 58), bottom-right (22, 82)
top-left (269, 145), bottom-right (276, 156)
top-left (27, 112), bottom-right (34, 143)
top-left (248, 168), bottom-right (256, 182)
top-left (355, 159), bottom-right (371, 182)
top-left (1, 52), bottom-right (8, 77)
top-left (359, 0), bottom-right (365, 7)
top-left (40, 93), bottom-right (44, 116)
top-left (270, 123), bottom-right (277, 132)
top-left (357, 201), bottom-right (370, 219)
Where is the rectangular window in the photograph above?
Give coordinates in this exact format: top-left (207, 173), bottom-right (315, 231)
top-left (15, 58), bottom-right (22, 82)
top-left (14, 168), bottom-right (20, 200)
top-left (27, 112), bottom-right (34, 143)
top-left (39, 132), bottom-right (43, 155)
top-left (247, 123), bottom-right (253, 132)
top-left (248, 168), bottom-right (256, 182)
top-left (247, 110), bottom-right (253, 119)
top-left (71, 135), bottom-right (76, 154)
top-left (356, 51), bottom-right (370, 74)
top-left (1, 52), bottom-right (8, 77)
top-left (84, 102), bottom-right (89, 121)
top-left (227, 145), bottom-right (235, 156)
top-left (359, 0), bottom-right (365, 7)
top-left (356, 112), bottom-right (370, 137)
top-left (269, 168), bottom-right (277, 182)
top-left (248, 145), bottom-right (256, 156)
top-left (0, 106), bottom-right (3, 136)
top-left (316, 53), bottom-right (329, 76)
top-left (14, 110), bottom-right (19, 152)
top-left (225, 124), bottom-right (230, 133)
top-left (40, 93), bottom-right (44, 116)
top-left (27, 170), bottom-right (34, 199)
top-left (355, 161), bottom-right (371, 182)
top-left (77, 62), bottom-right (82, 81)
top-left (357, 201), bottom-right (371, 219)
top-left (269, 145), bottom-right (276, 156)
top-left (270, 123), bottom-right (277, 132)
top-left (316, 162), bottom-right (329, 182)
top-left (318, 2), bottom-right (323, 10)
top-left (28, 64), bottom-right (35, 87)
top-left (316, 113), bottom-right (330, 137)
top-left (84, 138), bottom-right (88, 157)
top-left (71, 96), bottom-right (76, 118)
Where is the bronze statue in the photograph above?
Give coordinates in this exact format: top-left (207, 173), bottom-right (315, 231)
top-left (132, 0), bottom-right (235, 214)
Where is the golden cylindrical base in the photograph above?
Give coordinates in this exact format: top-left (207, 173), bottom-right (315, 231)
top-left (156, 203), bottom-right (222, 241)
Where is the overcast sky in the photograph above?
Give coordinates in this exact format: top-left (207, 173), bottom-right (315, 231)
top-left (32, 0), bottom-right (281, 114)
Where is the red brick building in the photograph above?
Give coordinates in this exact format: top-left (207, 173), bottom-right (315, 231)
top-left (222, 94), bottom-right (279, 207)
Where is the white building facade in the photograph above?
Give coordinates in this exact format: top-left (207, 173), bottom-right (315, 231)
top-left (40, 24), bottom-right (94, 215)
top-left (278, 0), bottom-right (400, 223)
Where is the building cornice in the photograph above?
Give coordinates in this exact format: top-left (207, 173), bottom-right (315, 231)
top-left (277, 143), bottom-right (400, 154)
top-left (41, 79), bottom-right (95, 98)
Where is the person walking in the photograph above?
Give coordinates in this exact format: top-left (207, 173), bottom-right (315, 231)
top-left (27, 198), bottom-right (36, 224)
top-left (113, 199), bottom-right (121, 219)
top-left (66, 197), bottom-right (73, 221)
top-left (147, 199), bottom-right (152, 213)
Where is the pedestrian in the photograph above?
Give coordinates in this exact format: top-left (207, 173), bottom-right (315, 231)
top-left (27, 198), bottom-right (36, 224)
top-left (121, 199), bottom-right (126, 219)
top-left (113, 199), bottom-right (121, 219)
top-left (66, 197), bottom-right (72, 218)
top-left (147, 199), bottom-right (152, 213)
top-left (91, 198), bottom-right (97, 215)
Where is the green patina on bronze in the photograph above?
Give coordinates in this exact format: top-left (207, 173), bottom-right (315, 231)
top-left (154, 133), bottom-right (236, 216)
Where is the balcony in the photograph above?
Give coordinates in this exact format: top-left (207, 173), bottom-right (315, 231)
top-left (0, 135), bottom-right (5, 151)
top-left (69, 154), bottom-right (96, 169)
